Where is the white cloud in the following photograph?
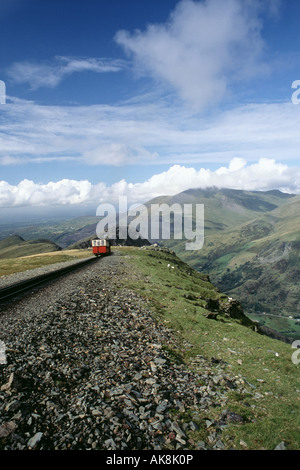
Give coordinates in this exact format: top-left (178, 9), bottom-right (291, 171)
top-left (1, 97), bottom-right (300, 167)
top-left (0, 159), bottom-right (299, 210)
top-left (0, 155), bottom-right (23, 165)
top-left (83, 144), bottom-right (158, 166)
top-left (115, 0), bottom-right (269, 111)
top-left (0, 179), bottom-right (94, 207)
top-left (7, 56), bottom-right (126, 89)
top-left (125, 158), bottom-right (300, 200)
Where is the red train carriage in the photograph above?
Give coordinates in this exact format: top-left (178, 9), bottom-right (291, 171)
top-left (92, 239), bottom-right (111, 257)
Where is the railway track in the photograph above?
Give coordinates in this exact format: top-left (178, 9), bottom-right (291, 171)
top-left (0, 256), bottom-right (100, 305)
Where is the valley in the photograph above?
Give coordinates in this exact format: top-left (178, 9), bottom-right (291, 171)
top-left (147, 188), bottom-right (300, 341)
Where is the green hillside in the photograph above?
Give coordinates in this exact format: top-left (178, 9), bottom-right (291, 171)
top-left (0, 234), bottom-right (62, 260)
top-left (145, 189), bottom-right (300, 340)
top-left (0, 234), bottom-right (25, 249)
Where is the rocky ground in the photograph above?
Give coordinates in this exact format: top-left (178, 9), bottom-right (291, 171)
top-left (0, 252), bottom-right (252, 450)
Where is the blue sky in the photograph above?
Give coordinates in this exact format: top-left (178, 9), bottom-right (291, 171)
top-left (0, 0), bottom-right (300, 220)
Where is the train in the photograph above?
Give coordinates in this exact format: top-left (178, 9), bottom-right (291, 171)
top-left (91, 239), bottom-right (111, 257)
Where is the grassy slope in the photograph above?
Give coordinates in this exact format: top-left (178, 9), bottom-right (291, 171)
top-left (0, 234), bottom-right (25, 249)
top-left (0, 249), bottom-right (93, 276)
top-left (155, 191), bottom-right (300, 338)
top-left (116, 246), bottom-right (300, 450)
top-left (0, 235), bottom-right (62, 260)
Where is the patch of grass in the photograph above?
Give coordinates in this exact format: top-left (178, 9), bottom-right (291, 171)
top-left (161, 345), bottom-right (185, 364)
top-left (0, 249), bottom-right (93, 276)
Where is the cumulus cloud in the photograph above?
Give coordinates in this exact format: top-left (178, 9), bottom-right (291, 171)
top-left (7, 56), bottom-right (126, 89)
top-left (127, 158), bottom-right (300, 199)
top-left (0, 159), bottom-right (299, 210)
top-left (0, 179), bottom-right (94, 208)
top-left (115, 0), bottom-right (269, 111)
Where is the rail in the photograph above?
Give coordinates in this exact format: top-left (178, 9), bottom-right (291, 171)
top-left (0, 256), bottom-right (99, 304)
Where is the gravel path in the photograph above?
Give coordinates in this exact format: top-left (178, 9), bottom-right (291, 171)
top-left (0, 252), bottom-right (249, 450)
